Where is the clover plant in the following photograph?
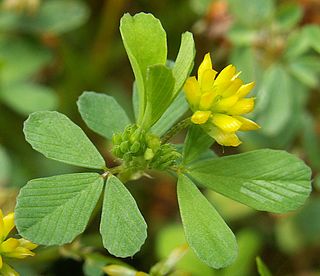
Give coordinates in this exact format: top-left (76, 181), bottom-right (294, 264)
top-left (14, 13), bottom-right (312, 269)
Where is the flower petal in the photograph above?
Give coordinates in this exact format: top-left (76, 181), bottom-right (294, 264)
top-left (214, 65), bottom-right (236, 86)
top-left (191, 111), bottom-right (211, 124)
top-left (184, 77), bottom-right (201, 109)
top-left (206, 126), bottom-right (242, 147)
top-left (198, 53), bottom-right (213, 81)
top-left (18, 239), bottom-right (38, 250)
top-left (236, 82), bottom-right (255, 98)
top-left (199, 91), bottom-right (215, 110)
top-left (228, 98), bottom-right (255, 115)
top-left (200, 69), bottom-right (217, 92)
top-left (213, 95), bottom-right (239, 112)
top-left (223, 78), bottom-right (243, 97)
top-left (235, 116), bottom-right (260, 131)
top-left (211, 114), bottom-right (242, 133)
top-left (5, 247), bottom-right (35, 259)
top-left (0, 238), bottom-right (19, 253)
top-left (3, 213), bottom-right (15, 238)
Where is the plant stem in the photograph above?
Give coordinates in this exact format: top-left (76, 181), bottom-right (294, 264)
top-left (161, 117), bottom-right (191, 144)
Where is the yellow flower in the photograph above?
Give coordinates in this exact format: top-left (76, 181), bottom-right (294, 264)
top-left (0, 210), bottom-right (37, 275)
top-left (184, 53), bottom-right (260, 146)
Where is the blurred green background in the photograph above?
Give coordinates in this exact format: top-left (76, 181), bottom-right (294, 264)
top-left (0, 0), bottom-right (319, 275)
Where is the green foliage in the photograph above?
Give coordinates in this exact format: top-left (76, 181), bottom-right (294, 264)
top-left (0, 0), bottom-right (89, 34)
top-left (228, 0), bottom-right (274, 27)
top-left (12, 11), bottom-right (314, 273)
top-left (183, 125), bottom-right (213, 164)
top-left (177, 174), bottom-right (237, 268)
top-left (100, 176), bottom-right (147, 257)
top-left (256, 65), bottom-right (292, 135)
top-left (0, 145), bottom-right (10, 184)
top-left (15, 173), bottom-right (104, 245)
top-left (1, 83), bottom-right (57, 115)
top-left (275, 3), bottom-right (302, 31)
top-left (256, 257), bottom-right (272, 276)
top-left (188, 149), bottom-right (311, 213)
top-left (172, 32), bottom-right (195, 96)
top-left (77, 92), bottom-right (131, 140)
top-left (150, 91), bottom-right (189, 136)
top-left (0, 38), bottom-right (51, 84)
top-left (120, 13), bottom-right (167, 123)
top-left (24, 111), bottom-right (106, 169)
top-left (121, 12), bottom-right (194, 128)
top-left (142, 65), bottom-right (175, 128)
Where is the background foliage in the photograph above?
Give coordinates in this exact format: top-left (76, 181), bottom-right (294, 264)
top-left (0, 0), bottom-right (319, 275)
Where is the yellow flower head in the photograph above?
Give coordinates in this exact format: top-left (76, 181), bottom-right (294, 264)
top-left (0, 210), bottom-right (37, 275)
top-left (184, 53), bottom-right (260, 146)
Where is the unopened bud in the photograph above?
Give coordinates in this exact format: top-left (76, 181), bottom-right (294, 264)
top-left (120, 141), bottom-right (130, 153)
top-left (144, 148), bottom-right (154, 161)
top-left (112, 133), bottom-right (122, 145)
top-left (130, 141), bottom-right (141, 153)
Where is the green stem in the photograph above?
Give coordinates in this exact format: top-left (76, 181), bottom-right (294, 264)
top-left (161, 117), bottom-right (191, 144)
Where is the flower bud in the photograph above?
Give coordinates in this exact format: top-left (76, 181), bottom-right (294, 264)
top-left (120, 141), bottom-right (130, 153)
top-left (130, 141), bottom-right (141, 153)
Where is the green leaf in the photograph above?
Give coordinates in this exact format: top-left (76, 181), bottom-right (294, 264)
top-left (142, 65), bottom-right (175, 129)
top-left (172, 32), bottom-right (195, 96)
top-left (183, 125), bottom-right (213, 164)
top-left (83, 253), bottom-right (123, 276)
top-left (0, 145), bottom-right (10, 184)
top-left (188, 149), bottom-right (311, 213)
top-left (256, 257), bottom-right (272, 276)
top-left (228, 0), bottom-right (274, 27)
top-left (0, 82), bottom-right (58, 115)
top-left (222, 230), bottom-right (262, 276)
top-left (151, 91), bottom-right (189, 136)
top-left (15, 173), bottom-right (104, 245)
top-left (77, 92), bottom-right (131, 140)
top-left (120, 13), bottom-right (167, 122)
top-left (275, 3), bottom-right (302, 31)
top-left (302, 114), bottom-right (320, 170)
top-left (227, 26), bottom-right (257, 46)
top-left (294, 198), bottom-right (320, 243)
top-left (24, 111), bottom-right (105, 169)
top-left (21, 0), bottom-right (89, 34)
top-left (155, 224), bottom-right (213, 276)
top-left (284, 30), bottom-right (310, 60)
top-left (256, 65), bottom-right (292, 135)
top-left (288, 56), bottom-right (320, 88)
top-left (177, 174), bottom-right (237, 269)
top-left (230, 46), bottom-right (260, 83)
top-left (132, 82), bottom-right (139, 121)
top-left (303, 24), bottom-right (320, 54)
top-left (0, 38), bottom-right (51, 84)
top-left (100, 176), bottom-right (147, 257)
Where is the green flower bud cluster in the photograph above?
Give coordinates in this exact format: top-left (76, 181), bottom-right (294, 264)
top-left (112, 125), bottom-right (160, 166)
top-left (112, 124), bottom-right (181, 171)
